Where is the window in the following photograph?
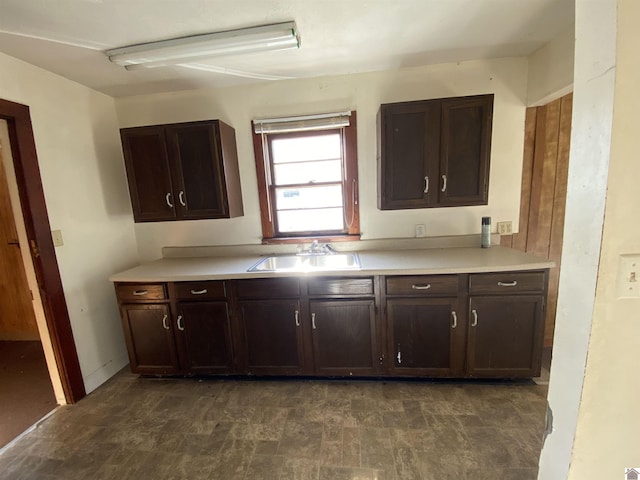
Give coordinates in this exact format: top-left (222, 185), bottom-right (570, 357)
top-left (252, 111), bottom-right (360, 242)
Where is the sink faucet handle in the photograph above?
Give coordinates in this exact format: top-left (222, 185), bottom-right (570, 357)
top-left (309, 240), bottom-right (319, 252)
top-left (323, 243), bottom-right (336, 254)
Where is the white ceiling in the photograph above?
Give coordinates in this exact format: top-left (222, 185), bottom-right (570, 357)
top-left (0, 0), bottom-right (574, 98)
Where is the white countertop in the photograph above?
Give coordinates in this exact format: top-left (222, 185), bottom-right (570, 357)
top-left (109, 246), bottom-right (554, 283)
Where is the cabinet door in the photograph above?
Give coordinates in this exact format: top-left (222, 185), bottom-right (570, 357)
top-left (378, 102), bottom-right (440, 209)
top-left (310, 300), bottom-right (379, 376)
top-left (174, 301), bottom-right (234, 374)
top-left (120, 126), bottom-right (176, 222)
top-left (239, 300), bottom-right (304, 374)
top-left (467, 295), bottom-right (544, 378)
top-left (120, 303), bottom-right (179, 374)
top-left (165, 122), bottom-right (228, 220)
top-left (387, 298), bottom-right (464, 376)
top-left (439, 95), bottom-right (492, 206)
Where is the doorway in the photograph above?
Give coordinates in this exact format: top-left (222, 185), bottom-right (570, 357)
top-left (0, 98), bottom-right (85, 409)
top-left (0, 122), bottom-right (57, 448)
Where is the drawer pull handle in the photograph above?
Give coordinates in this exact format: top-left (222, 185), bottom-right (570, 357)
top-left (311, 312), bottom-right (317, 330)
top-left (423, 176), bottom-right (429, 193)
top-left (165, 192), bottom-right (173, 208)
top-left (132, 290), bottom-right (148, 296)
top-left (161, 314), bottom-right (169, 330)
top-left (178, 190), bottom-right (187, 207)
top-left (451, 311), bottom-right (457, 329)
top-left (497, 281), bottom-right (518, 287)
top-left (397, 350), bottom-right (402, 365)
top-left (294, 310), bottom-right (300, 327)
top-left (177, 315), bottom-right (184, 331)
top-left (471, 309), bottom-right (478, 327)
top-left (441, 174), bottom-right (447, 192)
top-left (190, 289), bottom-right (208, 295)
top-left (411, 284), bottom-right (431, 290)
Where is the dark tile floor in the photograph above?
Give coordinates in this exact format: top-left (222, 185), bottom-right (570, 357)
top-left (0, 370), bottom-right (547, 480)
top-left (0, 341), bottom-right (57, 448)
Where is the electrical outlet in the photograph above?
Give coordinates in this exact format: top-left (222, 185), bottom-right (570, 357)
top-left (497, 221), bottom-right (513, 235)
top-left (617, 254), bottom-right (640, 298)
top-left (52, 229), bottom-right (64, 247)
top-left (415, 224), bottom-right (426, 238)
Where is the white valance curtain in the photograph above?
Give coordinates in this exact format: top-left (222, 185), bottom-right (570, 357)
top-left (253, 111), bottom-right (351, 134)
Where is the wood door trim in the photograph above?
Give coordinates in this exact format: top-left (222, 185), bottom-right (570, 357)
top-left (0, 98), bottom-right (85, 403)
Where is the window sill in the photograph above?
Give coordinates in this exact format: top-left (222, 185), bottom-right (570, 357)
top-left (261, 234), bottom-right (361, 245)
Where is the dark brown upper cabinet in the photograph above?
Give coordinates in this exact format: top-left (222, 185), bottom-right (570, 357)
top-left (377, 94), bottom-right (493, 210)
top-left (120, 120), bottom-right (243, 222)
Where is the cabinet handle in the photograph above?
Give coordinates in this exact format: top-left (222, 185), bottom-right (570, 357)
top-left (161, 314), bottom-right (169, 330)
top-left (311, 312), bottom-right (317, 329)
top-left (165, 192), bottom-right (173, 208)
top-left (471, 309), bottom-right (478, 327)
top-left (441, 174), bottom-right (447, 192)
top-left (397, 350), bottom-right (402, 365)
top-left (178, 190), bottom-right (187, 207)
top-left (497, 281), bottom-right (518, 287)
top-left (411, 284), bottom-right (431, 290)
top-left (190, 289), bottom-right (208, 295)
top-left (423, 176), bottom-right (429, 193)
top-left (132, 290), bottom-right (148, 296)
top-left (176, 315), bottom-right (184, 331)
top-left (451, 311), bottom-right (457, 329)
top-left (295, 310), bottom-right (300, 327)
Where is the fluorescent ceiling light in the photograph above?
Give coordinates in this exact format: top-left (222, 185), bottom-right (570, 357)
top-left (106, 21), bottom-right (300, 70)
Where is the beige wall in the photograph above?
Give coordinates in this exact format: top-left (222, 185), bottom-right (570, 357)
top-left (116, 57), bottom-right (528, 262)
top-left (0, 51), bottom-right (140, 394)
top-left (527, 26), bottom-right (575, 106)
top-left (568, 0), bottom-right (640, 475)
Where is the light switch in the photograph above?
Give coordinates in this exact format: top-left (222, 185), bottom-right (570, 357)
top-left (616, 254), bottom-right (640, 298)
top-left (52, 229), bottom-right (64, 247)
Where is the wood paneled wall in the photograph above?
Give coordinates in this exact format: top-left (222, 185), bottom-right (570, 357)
top-left (501, 93), bottom-right (573, 346)
top-left (0, 140), bottom-right (39, 340)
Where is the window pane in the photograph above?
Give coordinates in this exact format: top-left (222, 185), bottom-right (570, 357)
top-left (273, 159), bottom-right (341, 185)
top-left (276, 185), bottom-right (342, 210)
top-left (278, 208), bottom-right (344, 233)
top-left (271, 134), bottom-right (341, 164)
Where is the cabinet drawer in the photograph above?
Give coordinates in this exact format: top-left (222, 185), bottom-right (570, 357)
top-left (115, 283), bottom-right (166, 302)
top-left (173, 281), bottom-right (226, 300)
top-left (386, 275), bottom-right (458, 296)
top-left (308, 277), bottom-right (374, 297)
top-left (235, 278), bottom-right (300, 299)
top-left (469, 271), bottom-right (546, 294)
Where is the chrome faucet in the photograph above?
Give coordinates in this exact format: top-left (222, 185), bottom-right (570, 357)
top-left (297, 240), bottom-right (336, 256)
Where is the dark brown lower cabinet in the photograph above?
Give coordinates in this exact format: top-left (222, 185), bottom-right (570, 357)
top-left (310, 300), bottom-right (378, 376)
top-left (467, 295), bottom-right (545, 378)
top-left (115, 270), bottom-right (548, 379)
top-left (120, 303), bottom-right (180, 375)
top-left (238, 300), bottom-right (304, 375)
top-left (386, 298), bottom-right (464, 377)
top-left (174, 301), bottom-right (234, 374)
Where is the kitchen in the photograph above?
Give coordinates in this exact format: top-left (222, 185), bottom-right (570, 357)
top-left (0, 1), bottom-right (637, 478)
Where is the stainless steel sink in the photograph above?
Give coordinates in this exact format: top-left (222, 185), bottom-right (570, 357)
top-left (248, 253), bottom-right (361, 272)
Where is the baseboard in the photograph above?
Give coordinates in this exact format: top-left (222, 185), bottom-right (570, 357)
top-left (82, 354), bottom-right (129, 394)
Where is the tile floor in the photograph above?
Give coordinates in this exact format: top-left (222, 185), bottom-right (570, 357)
top-left (0, 371), bottom-right (548, 479)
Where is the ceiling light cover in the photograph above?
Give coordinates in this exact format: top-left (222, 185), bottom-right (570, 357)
top-left (106, 21), bottom-right (300, 69)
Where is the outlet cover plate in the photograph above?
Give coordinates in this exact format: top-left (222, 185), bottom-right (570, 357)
top-left (415, 224), bottom-right (426, 238)
top-left (497, 221), bottom-right (513, 235)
